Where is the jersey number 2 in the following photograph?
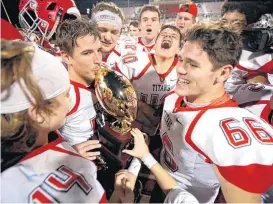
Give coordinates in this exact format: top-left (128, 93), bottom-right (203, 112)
top-left (220, 117), bottom-right (273, 148)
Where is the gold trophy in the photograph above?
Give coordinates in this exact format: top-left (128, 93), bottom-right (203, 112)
top-left (94, 63), bottom-right (137, 135)
top-left (92, 63), bottom-right (141, 172)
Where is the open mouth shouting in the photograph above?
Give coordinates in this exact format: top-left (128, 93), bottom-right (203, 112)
top-left (146, 28), bottom-right (152, 33)
top-left (161, 39), bottom-right (172, 49)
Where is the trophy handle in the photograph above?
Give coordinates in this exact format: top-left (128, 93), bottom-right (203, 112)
top-left (111, 119), bottom-right (132, 135)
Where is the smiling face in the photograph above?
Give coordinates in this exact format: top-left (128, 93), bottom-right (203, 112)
top-left (176, 12), bottom-right (195, 35)
top-left (139, 11), bottom-right (161, 42)
top-left (175, 41), bottom-right (230, 103)
top-left (220, 11), bottom-right (247, 32)
top-left (96, 23), bottom-right (121, 53)
top-left (65, 35), bottom-right (102, 85)
top-left (155, 27), bottom-right (180, 58)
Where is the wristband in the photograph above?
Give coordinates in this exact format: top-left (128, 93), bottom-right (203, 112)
top-left (141, 153), bottom-right (158, 169)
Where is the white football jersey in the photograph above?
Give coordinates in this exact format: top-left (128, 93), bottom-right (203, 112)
top-left (103, 40), bottom-right (145, 69)
top-left (117, 52), bottom-right (178, 135)
top-left (232, 83), bottom-right (273, 125)
top-left (137, 37), bottom-right (155, 53)
top-left (59, 81), bottom-right (101, 146)
top-left (160, 92), bottom-right (273, 203)
top-left (1, 136), bottom-right (106, 203)
top-left (225, 50), bottom-right (273, 93)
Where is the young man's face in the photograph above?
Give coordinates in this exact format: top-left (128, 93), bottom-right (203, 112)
top-left (67, 35), bottom-right (102, 83)
top-left (139, 11), bottom-right (161, 41)
top-left (129, 25), bottom-right (140, 37)
top-left (176, 12), bottom-right (195, 36)
top-left (220, 11), bottom-right (247, 32)
top-left (154, 28), bottom-right (180, 58)
top-left (175, 41), bottom-right (226, 102)
top-left (97, 23), bottom-right (121, 53)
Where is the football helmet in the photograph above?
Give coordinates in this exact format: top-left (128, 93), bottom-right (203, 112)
top-left (18, 0), bottom-right (81, 46)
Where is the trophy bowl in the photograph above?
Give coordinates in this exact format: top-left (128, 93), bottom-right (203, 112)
top-left (94, 63), bottom-right (137, 134)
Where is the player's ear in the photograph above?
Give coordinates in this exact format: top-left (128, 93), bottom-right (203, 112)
top-left (28, 105), bottom-right (44, 123)
top-left (61, 51), bottom-right (72, 66)
top-left (215, 64), bottom-right (233, 83)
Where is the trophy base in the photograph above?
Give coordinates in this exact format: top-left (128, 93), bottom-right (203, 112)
top-left (94, 121), bottom-right (143, 199)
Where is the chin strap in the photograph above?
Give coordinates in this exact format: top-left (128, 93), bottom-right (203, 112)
top-left (1, 0), bottom-right (12, 24)
top-left (45, 8), bottom-right (63, 42)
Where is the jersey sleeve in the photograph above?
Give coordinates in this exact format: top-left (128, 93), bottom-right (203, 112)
top-left (189, 108), bottom-right (273, 194)
top-left (164, 186), bottom-right (199, 204)
top-left (236, 50), bottom-right (273, 77)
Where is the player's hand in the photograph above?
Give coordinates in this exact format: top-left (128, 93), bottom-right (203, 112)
top-left (123, 128), bottom-right (150, 159)
top-left (114, 170), bottom-right (135, 203)
top-left (72, 140), bottom-right (101, 161)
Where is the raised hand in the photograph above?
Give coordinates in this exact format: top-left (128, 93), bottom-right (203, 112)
top-left (73, 140), bottom-right (101, 160)
top-left (122, 128), bottom-right (150, 159)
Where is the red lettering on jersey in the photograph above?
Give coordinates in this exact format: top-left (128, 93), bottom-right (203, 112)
top-left (220, 118), bottom-right (250, 148)
top-left (125, 44), bottom-right (137, 51)
top-left (45, 165), bottom-right (92, 193)
top-left (123, 55), bottom-right (138, 64)
top-left (244, 118), bottom-right (273, 144)
top-left (90, 117), bottom-right (96, 131)
top-left (162, 132), bottom-right (178, 172)
top-left (220, 117), bottom-right (273, 148)
top-left (30, 187), bottom-right (57, 203)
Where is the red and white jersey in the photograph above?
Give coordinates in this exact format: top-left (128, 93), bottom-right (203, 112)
top-left (1, 137), bottom-right (106, 203)
top-left (117, 52), bottom-right (178, 135)
top-left (232, 83), bottom-right (273, 125)
top-left (59, 81), bottom-right (101, 146)
top-left (160, 92), bottom-right (273, 203)
top-left (103, 40), bottom-right (145, 69)
top-left (137, 37), bottom-right (155, 53)
top-left (225, 50), bottom-right (273, 93)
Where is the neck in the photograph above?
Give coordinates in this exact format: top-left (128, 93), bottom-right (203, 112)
top-left (68, 66), bottom-right (89, 87)
top-left (186, 85), bottom-right (226, 105)
top-left (141, 37), bottom-right (155, 47)
top-left (154, 55), bottom-right (175, 73)
top-left (35, 130), bottom-right (49, 147)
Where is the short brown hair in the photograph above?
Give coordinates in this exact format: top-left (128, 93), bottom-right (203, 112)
top-left (129, 21), bottom-right (139, 28)
top-left (56, 19), bottom-right (101, 56)
top-left (139, 5), bottom-right (161, 21)
top-left (185, 23), bottom-right (243, 69)
top-left (92, 2), bottom-right (125, 24)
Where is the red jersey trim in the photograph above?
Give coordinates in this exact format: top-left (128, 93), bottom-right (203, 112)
top-left (237, 59), bottom-right (273, 75)
top-left (239, 100), bottom-right (272, 125)
top-left (138, 37), bottom-right (155, 51)
top-left (113, 49), bottom-right (121, 57)
top-left (70, 80), bottom-right (92, 91)
top-left (149, 54), bottom-right (178, 82)
top-left (131, 60), bottom-right (152, 81)
top-left (102, 48), bottom-right (120, 62)
top-left (216, 163), bottom-right (273, 193)
top-left (99, 192), bottom-right (107, 203)
top-left (184, 109), bottom-right (212, 163)
top-left (67, 84), bottom-right (80, 116)
top-left (20, 136), bottom-right (63, 162)
top-left (115, 62), bottom-right (122, 74)
top-left (173, 98), bottom-right (238, 112)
